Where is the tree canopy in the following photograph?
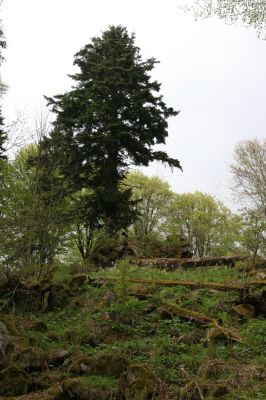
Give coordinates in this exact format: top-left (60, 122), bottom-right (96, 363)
top-left (164, 191), bottom-right (241, 257)
top-left (231, 138), bottom-right (266, 212)
top-left (181, 0), bottom-right (266, 38)
top-left (45, 25), bottom-right (181, 234)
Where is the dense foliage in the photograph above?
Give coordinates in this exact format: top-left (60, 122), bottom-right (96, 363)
top-left (44, 26), bottom-right (181, 235)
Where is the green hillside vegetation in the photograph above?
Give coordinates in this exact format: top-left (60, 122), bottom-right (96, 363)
top-left (0, 260), bottom-right (266, 399)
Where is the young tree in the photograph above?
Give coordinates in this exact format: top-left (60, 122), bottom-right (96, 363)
top-left (0, 144), bottom-right (72, 276)
top-left (45, 25), bottom-right (181, 235)
top-left (231, 138), bottom-right (266, 211)
top-left (125, 171), bottom-right (174, 240)
top-left (240, 208), bottom-right (266, 266)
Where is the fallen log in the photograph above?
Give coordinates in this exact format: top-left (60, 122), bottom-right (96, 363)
top-left (162, 302), bottom-right (216, 325)
top-left (94, 276), bottom-right (266, 292)
top-left (159, 303), bottom-right (243, 342)
top-left (130, 255), bottom-right (247, 270)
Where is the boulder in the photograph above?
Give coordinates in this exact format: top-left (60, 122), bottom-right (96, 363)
top-left (42, 284), bottom-right (69, 311)
top-left (47, 349), bottom-right (70, 367)
top-left (0, 321), bottom-right (14, 359)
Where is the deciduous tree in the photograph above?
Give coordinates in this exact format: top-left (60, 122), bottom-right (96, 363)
top-left (231, 138), bottom-right (266, 211)
top-left (164, 191), bottom-right (241, 257)
top-left (180, 0), bottom-right (266, 38)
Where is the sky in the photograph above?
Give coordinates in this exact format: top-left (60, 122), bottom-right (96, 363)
top-left (1, 0), bottom-right (266, 210)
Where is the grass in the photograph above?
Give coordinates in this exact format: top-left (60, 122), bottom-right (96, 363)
top-left (1, 259), bottom-right (266, 399)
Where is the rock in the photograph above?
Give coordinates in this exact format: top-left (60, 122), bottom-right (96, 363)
top-left (14, 287), bottom-right (42, 312)
top-left (231, 304), bottom-right (255, 319)
top-left (0, 364), bottom-right (31, 396)
top-left (69, 274), bottom-right (88, 289)
top-left (119, 364), bottom-right (158, 399)
top-left (0, 321), bottom-right (14, 359)
top-left (42, 284), bottom-right (69, 311)
top-left (243, 288), bottom-right (266, 316)
top-left (70, 354), bottom-right (128, 378)
top-left (47, 349), bottom-right (70, 367)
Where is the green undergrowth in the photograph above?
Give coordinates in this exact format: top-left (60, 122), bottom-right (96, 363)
top-left (0, 260), bottom-right (265, 399)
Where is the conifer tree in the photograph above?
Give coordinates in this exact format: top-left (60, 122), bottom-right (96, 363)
top-left (45, 25), bottom-right (181, 233)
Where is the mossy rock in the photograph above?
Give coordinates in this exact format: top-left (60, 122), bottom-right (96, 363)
top-left (13, 287), bottom-right (43, 312)
top-left (0, 364), bottom-right (31, 396)
top-left (70, 354), bottom-right (128, 378)
top-left (15, 347), bottom-right (46, 372)
top-left (47, 349), bottom-right (70, 367)
top-left (69, 274), bottom-right (88, 289)
top-left (206, 326), bottom-right (241, 346)
top-left (42, 284), bottom-right (69, 311)
top-left (230, 304), bottom-right (255, 319)
top-left (119, 364), bottom-right (158, 399)
top-left (61, 377), bottom-right (118, 400)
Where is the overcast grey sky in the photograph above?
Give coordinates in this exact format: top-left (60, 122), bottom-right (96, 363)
top-left (1, 0), bottom-right (266, 210)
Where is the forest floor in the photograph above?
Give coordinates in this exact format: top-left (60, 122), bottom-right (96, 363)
top-left (0, 260), bottom-right (266, 399)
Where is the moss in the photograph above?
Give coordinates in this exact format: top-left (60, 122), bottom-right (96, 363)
top-left (0, 364), bottom-right (31, 396)
top-left (70, 354), bottom-right (128, 378)
top-left (0, 314), bottom-right (17, 334)
top-left (14, 347), bottom-right (46, 372)
top-left (61, 377), bottom-right (118, 400)
top-left (119, 364), bottom-right (158, 399)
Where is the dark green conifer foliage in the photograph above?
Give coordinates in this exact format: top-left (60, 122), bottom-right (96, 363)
top-left (45, 25), bottom-right (181, 233)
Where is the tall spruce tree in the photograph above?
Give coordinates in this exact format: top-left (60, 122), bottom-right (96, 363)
top-left (45, 25), bottom-right (181, 234)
